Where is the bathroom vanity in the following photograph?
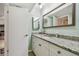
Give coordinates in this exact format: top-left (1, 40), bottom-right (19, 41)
top-left (32, 33), bottom-right (79, 56)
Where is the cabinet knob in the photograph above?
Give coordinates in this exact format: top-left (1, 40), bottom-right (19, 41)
top-left (39, 44), bottom-right (41, 46)
top-left (57, 51), bottom-right (61, 54)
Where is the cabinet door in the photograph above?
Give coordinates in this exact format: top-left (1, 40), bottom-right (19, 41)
top-left (32, 36), bottom-right (39, 55)
top-left (36, 38), bottom-right (50, 56)
top-left (49, 43), bottom-right (76, 56)
top-left (32, 36), bottom-right (50, 56)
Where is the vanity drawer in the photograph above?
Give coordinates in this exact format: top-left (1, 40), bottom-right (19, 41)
top-left (49, 43), bottom-right (76, 56)
top-left (38, 38), bottom-right (49, 47)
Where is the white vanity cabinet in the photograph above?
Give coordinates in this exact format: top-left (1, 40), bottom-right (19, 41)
top-left (49, 43), bottom-right (76, 56)
top-left (32, 36), bottom-right (50, 56)
top-left (32, 35), bottom-right (77, 56)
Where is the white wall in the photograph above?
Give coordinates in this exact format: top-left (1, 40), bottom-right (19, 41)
top-left (43, 3), bottom-right (79, 37)
top-left (31, 4), bottom-right (41, 19)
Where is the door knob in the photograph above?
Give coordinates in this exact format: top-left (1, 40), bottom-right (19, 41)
top-left (25, 34), bottom-right (28, 36)
top-left (39, 44), bottom-right (42, 46)
top-left (24, 34), bottom-right (28, 37)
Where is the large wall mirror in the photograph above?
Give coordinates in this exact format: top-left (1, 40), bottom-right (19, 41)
top-left (32, 17), bottom-right (40, 30)
top-left (43, 3), bottom-right (75, 28)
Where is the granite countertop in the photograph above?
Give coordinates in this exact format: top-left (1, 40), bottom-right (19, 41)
top-left (32, 34), bottom-right (79, 54)
top-left (0, 40), bottom-right (5, 49)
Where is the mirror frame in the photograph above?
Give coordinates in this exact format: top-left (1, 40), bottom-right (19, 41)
top-left (43, 3), bottom-right (75, 28)
top-left (32, 17), bottom-right (40, 30)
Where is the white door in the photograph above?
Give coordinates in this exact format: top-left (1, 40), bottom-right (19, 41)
top-left (8, 6), bottom-right (32, 56)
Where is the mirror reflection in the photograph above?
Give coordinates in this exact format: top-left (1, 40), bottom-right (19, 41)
top-left (43, 4), bottom-right (75, 28)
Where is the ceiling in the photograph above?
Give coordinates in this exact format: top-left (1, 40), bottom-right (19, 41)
top-left (9, 3), bottom-right (35, 12)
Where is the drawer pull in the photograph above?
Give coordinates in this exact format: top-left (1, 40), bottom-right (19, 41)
top-left (39, 44), bottom-right (41, 46)
top-left (57, 51), bottom-right (61, 54)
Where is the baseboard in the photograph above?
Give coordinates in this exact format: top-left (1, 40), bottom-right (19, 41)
top-left (32, 50), bottom-right (36, 56)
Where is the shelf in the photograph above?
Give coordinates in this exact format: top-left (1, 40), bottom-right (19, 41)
top-left (0, 25), bottom-right (4, 27)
